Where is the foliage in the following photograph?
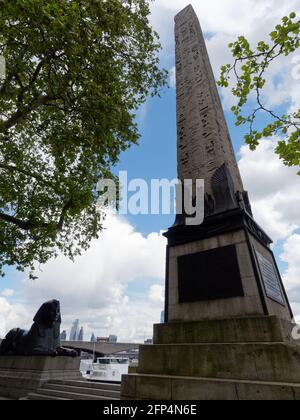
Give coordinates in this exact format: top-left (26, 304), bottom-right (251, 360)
top-left (219, 12), bottom-right (300, 173)
top-left (0, 0), bottom-right (167, 278)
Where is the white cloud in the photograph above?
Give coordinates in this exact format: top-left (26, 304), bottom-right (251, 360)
top-left (149, 284), bottom-right (165, 305)
top-left (238, 139), bottom-right (300, 319)
top-left (0, 298), bottom-right (31, 339)
top-left (280, 234), bottom-right (300, 321)
top-left (154, 0), bottom-right (300, 114)
top-left (281, 235), bottom-right (300, 290)
top-left (238, 139), bottom-right (300, 242)
top-left (169, 66), bottom-right (176, 89)
top-left (0, 289), bottom-right (14, 298)
top-left (13, 214), bottom-right (167, 342)
top-left (152, 0), bottom-right (300, 47)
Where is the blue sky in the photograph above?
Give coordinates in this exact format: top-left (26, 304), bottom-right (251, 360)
top-left (1, 0), bottom-right (300, 341)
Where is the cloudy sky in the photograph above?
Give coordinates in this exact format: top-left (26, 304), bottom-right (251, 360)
top-left (1, 0), bottom-right (300, 342)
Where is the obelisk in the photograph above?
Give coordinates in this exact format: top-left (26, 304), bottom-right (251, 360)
top-left (121, 5), bottom-right (299, 401)
top-left (164, 4), bottom-right (292, 324)
top-left (175, 5), bottom-right (251, 220)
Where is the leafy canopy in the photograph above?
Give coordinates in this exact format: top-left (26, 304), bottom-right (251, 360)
top-left (0, 0), bottom-right (167, 278)
top-left (219, 12), bottom-right (300, 174)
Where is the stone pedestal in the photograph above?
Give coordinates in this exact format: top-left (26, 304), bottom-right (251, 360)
top-left (164, 209), bottom-right (293, 324)
top-left (0, 357), bottom-right (81, 399)
top-left (121, 212), bottom-right (299, 400)
top-left (121, 317), bottom-right (300, 400)
top-left (121, 208), bottom-right (297, 400)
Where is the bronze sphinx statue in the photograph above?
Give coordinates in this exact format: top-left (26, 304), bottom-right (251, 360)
top-left (0, 300), bottom-right (77, 357)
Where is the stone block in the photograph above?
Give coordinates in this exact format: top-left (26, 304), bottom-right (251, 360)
top-left (135, 375), bottom-right (172, 400)
top-left (0, 357), bottom-right (81, 399)
top-left (171, 377), bottom-right (238, 400)
top-left (217, 230), bottom-right (246, 248)
top-left (121, 374), bottom-right (136, 399)
top-left (121, 374), bottom-right (300, 400)
top-left (154, 316), bottom-right (293, 345)
top-left (168, 295), bottom-right (264, 322)
top-left (138, 342), bottom-right (300, 383)
top-left (236, 382), bottom-right (295, 400)
top-left (236, 242), bottom-right (255, 279)
top-left (292, 386), bottom-right (300, 401)
top-left (168, 286), bottom-right (178, 306)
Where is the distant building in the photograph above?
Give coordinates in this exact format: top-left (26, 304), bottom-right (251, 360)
top-left (144, 338), bottom-right (153, 345)
top-left (69, 319), bottom-right (80, 341)
top-left (90, 333), bottom-right (97, 343)
top-left (160, 311), bottom-right (165, 323)
top-left (60, 330), bottom-right (67, 341)
top-left (78, 327), bottom-right (84, 342)
top-left (95, 335), bottom-right (118, 343)
top-left (97, 337), bottom-right (109, 343)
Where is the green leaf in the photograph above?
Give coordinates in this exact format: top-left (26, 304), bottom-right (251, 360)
top-left (219, 11), bottom-right (300, 175)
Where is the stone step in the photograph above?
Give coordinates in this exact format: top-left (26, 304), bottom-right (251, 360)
top-left (23, 393), bottom-right (71, 401)
top-left (48, 379), bottom-right (121, 392)
top-left (36, 387), bottom-right (119, 400)
top-left (122, 373), bottom-right (300, 400)
top-left (45, 383), bottom-right (120, 398)
top-left (154, 316), bottom-right (294, 345)
top-left (138, 342), bottom-right (300, 383)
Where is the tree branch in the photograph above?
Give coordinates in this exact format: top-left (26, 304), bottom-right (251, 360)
top-left (0, 163), bottom-right (58, 189)
top-left (57, 199), bottom-right (73, 231)
top-left (0, 212), bottom-right (47, 230)
top-left (0, 198), bottom-right (73, 232)
top-left (4, 94), bottom-right (54, 129)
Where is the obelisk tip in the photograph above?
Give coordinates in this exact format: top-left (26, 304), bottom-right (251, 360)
top-left (175, 4), bottom-right (195, 22)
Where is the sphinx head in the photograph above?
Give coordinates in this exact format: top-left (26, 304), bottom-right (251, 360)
top-left (33, 299), bottom-right (62, 329)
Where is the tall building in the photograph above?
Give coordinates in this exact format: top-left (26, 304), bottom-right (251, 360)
top-left (78, 327), bottom-right (84, 342)
top-left (69, 319), bottom-right (80, 341)
top-left (60, 330), bottom-right (67, 341)
top-left (108, 335), bottom-right (118, 343)
top-left (160, 311), bottom-right (165, 324)
top-left (90, 333), bottom-right (96, 343)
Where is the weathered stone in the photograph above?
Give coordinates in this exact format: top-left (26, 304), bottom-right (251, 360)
top-left (121, 374), bottom-right (300, 401)
top-left (166, 227), bottom-right (292, 322)
top-left (236, 382), bottom-right (295, 401)
top-left (168, 294), bottom-right (264, 322)
top-left (121, 374), bottom-right (136, 399)
top-left (153, 316), bottom-right (293, 345)
top-left (171, 377), bottom-right (238, 401)
top-left (135, 375), bottom-right (172, 400)
top-left (0, 356), bottom-right (81, 399)
top-left (138, 342), bottom-right (300, 383)
top-left (175, 5), bottom-right (244, 208)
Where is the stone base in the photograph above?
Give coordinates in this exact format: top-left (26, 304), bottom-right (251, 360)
top-left (121, 316), bottom-right (300, 400)
top-left (0, 357), bottom-right (82, 400)
top-left (122, 374), bottom-right (300, 401)
top-left (154, 316), bottom-right (294, 344)
top-left (165, 226), bottom-right (292, 323)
